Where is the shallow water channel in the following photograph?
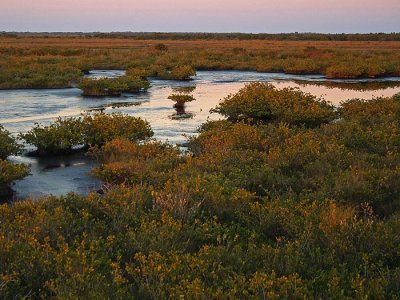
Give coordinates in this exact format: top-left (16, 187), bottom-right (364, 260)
top-left (1, 70), bottom-right (399, 200)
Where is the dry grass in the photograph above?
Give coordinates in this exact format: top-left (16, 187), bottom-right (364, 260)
top-left (1, 37), bottom-right (400, 51)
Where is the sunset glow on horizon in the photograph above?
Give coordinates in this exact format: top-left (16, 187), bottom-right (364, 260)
top-left (1, 0), bottom-right (399, 33)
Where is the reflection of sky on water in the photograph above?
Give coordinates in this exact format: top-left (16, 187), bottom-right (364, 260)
top-left (1, 70), bottom-right (400, 143)
top-left (1, 70), bottom-right (399, 200)
top-left (8, 153), bottom-right (100, 200)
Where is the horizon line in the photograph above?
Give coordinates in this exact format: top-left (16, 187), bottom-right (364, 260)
top-left (2, 31), bottom-right (400, 35)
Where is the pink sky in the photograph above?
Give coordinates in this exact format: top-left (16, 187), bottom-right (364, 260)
top-left (1, 0), bottom-right (399, 32)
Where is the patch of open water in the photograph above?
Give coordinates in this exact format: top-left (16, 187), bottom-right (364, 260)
top-left (1, 70), bottom-right (399, 200)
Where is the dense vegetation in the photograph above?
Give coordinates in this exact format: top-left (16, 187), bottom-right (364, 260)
top-left (0, 125), bottom-right (23, 159)
top-left (0, 37), bottom-right (399, 89)
top-left (0, 160), bottom-right (30, 196)
top-left (1, 84), bottom-right (400, 298)
top-left (78, 76), bottom-right (150, 97)
top-left (19, 113), bottom-right (153, 155)
top-left (213, 83), bottom-right (336, 126)
top-left (0, 126), bottom-right (29, 198)
top-left (19, 117), bottom-right (85, 155)
top-left (148, 65), bottom-right (196, 81)
top-left (82, 113), bottom-right (153, 147)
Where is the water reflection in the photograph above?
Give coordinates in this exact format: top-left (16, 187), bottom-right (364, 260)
top-left (293, 79), bottom-right (400, 91)
top-left (85, 69), bottom-right (126, 79)
top-left (87, 100), bottom-right (148, 112)
top-left (1, 70), bottom-right (400, 199)
top-left (9, 152), bottom-right (100, 200)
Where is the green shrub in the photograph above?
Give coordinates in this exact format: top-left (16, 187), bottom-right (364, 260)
top-left (19, 114), bottom-right (153, 155)
top-left (0, 160), bottom-right (30, 185)
top-left (83, 113), bottom-right (153, 147)
top-left (91, 138), bottom-right (181, 186)
top-left (168, 94), bottom-right (196, 108)
top-left (339, 96), bottom-right (400, 122)
top-left (0, 125), bottom-right (23, 159)
top-left (213, 82), bottom-right (336, 127)
top-left (116, 75), bottom-right (150, 93)
top-left (19, 117), bottom-right (84, 155)
top-left (78, 77), bottom-right (128, 97)
top-left (325, 63), bottom-right (366, 79)
top-left (170, 65), bottom-right (196, 80)
top-left (78, 76), bottom-right (150, 97)
top-left (126, 67), bottom-right (149, 79)
top-left (154, 43), bottom-right (169, 52)
top-left (149, 65), bottom-right (196, 81)
top-left (0, 159), bottom-right (30, 196)
top-left (148, 64), bottom-right (170, 79)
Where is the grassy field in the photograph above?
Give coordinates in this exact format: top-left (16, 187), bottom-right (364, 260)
top-left (1, 37), bottom-right (400, 89)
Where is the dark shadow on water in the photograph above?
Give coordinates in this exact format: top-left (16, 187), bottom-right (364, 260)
top-left (292, 79), bottom-right (400, 91)
top-left (0, 186), bottom-right (16, 204)
top-left (25, 147), bottom-right (86, 158)
top-left (169, 105), bottom-right (194, 120)
top-left (11, 151), bottom-right (102, 200)
top-left (42, 163), bottom-right (72, 171)
top-left (86, 100), bottom-right (149, 112)
top-left (172, 85), bottom-right (197, 93)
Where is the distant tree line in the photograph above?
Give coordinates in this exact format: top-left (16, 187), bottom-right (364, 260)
top-left (1, 31), bottom-right (400, 41)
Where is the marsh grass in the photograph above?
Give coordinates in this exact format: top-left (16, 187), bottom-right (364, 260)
top-left (1, 37), bottom-right (399, 89)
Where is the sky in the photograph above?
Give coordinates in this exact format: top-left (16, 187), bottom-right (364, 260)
top-left (1, 0), bottom-right (399, 33)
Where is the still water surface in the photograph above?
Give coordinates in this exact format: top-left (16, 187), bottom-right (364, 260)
top-left (1, 70), bottom-right (399, 199)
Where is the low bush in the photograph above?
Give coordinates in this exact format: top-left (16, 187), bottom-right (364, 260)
top-left (117, 76), bottom-right (150, 93)
top-left (0, 125), bottom-right (23, 159)
top-left (78, 77), bottom-right (127, 97)
top-left (339, 96), bottom-right (400, 122)
top-left (18, 114), bottom-right (153, 155)
top-left (0, 159), bottom-right (30, 197)
top-left (325, 63), bottom-right (366, 79)
top-left (78, 76), bottom-right (150, 97)
top-left (154, 43), bottom-right (169, 52)
top-left (91, 138), bottom-right (181, 186)
top-left (213, 82), bottom-right (336, 127)
top-left (170, 65), bottom-right (196, 80)
top-left (151, 65), bottom-right (197, 81)
top-left (83, 113), bottom-right (153, 147)
top-left (19, 117), bottom-right (84, 155)
top-left (168, 94), bottom-right (196, 108)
